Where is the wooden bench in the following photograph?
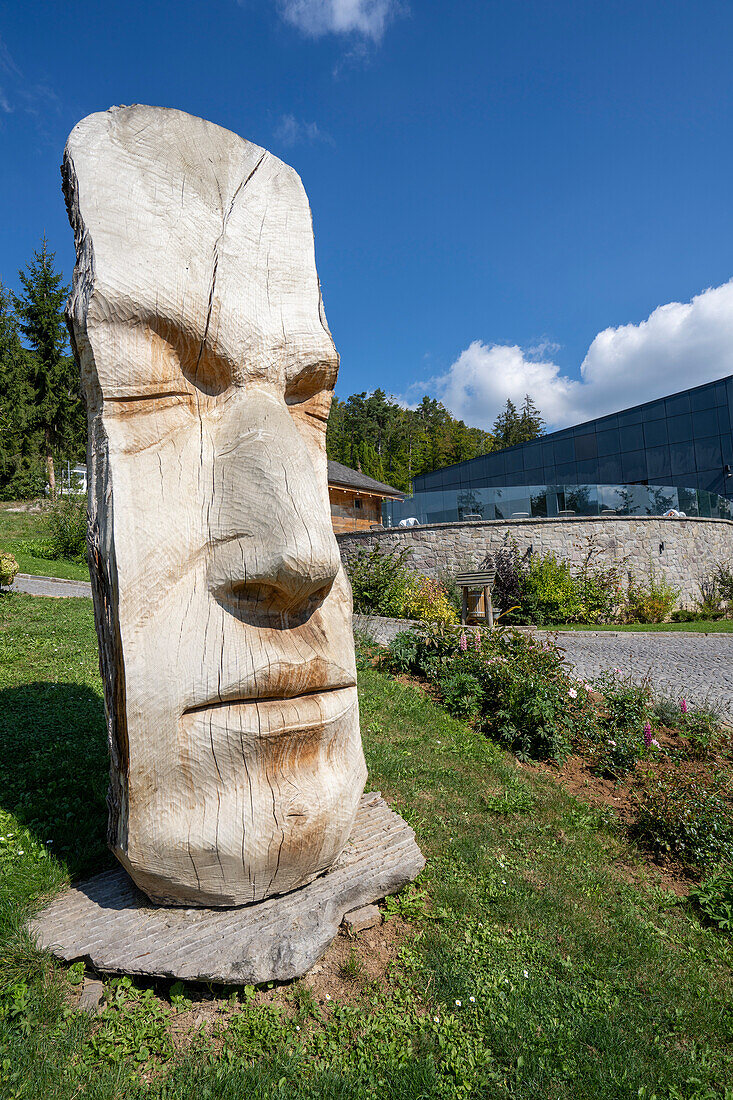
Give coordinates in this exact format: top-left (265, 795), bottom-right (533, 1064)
top-left (456, 568), bottom-right (497, 628)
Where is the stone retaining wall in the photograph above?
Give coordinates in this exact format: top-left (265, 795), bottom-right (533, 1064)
top-left (338, 516), bottom-right (733, 606)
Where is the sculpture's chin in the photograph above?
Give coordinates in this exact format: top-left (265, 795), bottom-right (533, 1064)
top-left (117, 686), bottom-right (367, 908)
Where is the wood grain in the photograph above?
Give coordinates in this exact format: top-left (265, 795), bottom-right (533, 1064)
top-left (62, 105), bottom-right (367, 906)
top-left (30, 794), bottom-right (425, 984)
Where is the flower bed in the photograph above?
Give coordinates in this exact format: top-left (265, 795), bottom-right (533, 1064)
top-left (375, 623), bottom-right (733, 926)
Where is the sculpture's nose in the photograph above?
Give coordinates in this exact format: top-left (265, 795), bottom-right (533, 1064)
top-left (205, 386), bottom-right (341, 618)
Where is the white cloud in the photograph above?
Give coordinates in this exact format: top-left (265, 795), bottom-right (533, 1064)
top-left (426, 280), bottom-right (733, 432)
top-left (277, 0), bottom-right (401, 41)
top-left (273, 113), bottom-right (334, 147)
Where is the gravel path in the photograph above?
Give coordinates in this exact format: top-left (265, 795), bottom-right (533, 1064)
top-left (550, 631), bottom-right (733, 718)
top-left (10, 573), bottom-right (93, 599)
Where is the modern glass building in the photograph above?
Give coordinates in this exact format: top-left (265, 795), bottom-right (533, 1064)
top-left (383, 375), bottom-right (733, 525)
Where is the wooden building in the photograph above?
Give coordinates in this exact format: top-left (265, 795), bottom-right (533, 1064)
top-left (327, 460), bottom-right (405, 533)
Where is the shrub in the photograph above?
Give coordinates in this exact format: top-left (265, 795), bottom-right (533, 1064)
top-left (384, 630), bottom-right (421, 674)
top-left (634, 768), bottom-right (733, 869)
top-left (346, 545), bottom-right (414, 617)
top-left (490, 545), bottom-right (526, 621)
top-left (671, 609), bottom-right (704, 623)
top-left (576, 671), bottom-right (653, 775)
top-left (695, 572), bottom-right (726, 619)
top-left (681, 707), bottom-right (723, 759)
top-left (624, 563), bottom-right (679, 623)
top-left (437, 669), bottom-right (482, 720)
top-left (653, 695), bottom-right (683, 729)
top-left (403, 575), bottom-right (458, 625)
top-left (48, 496), bottom-right (88, 562)
top-left (714, 560), bottom-right (733, 605)
top-left (402, 626), bottom-right (600, 761)
top-left (0, 551), bottom-right (19, 588)
top-left (520, 552), bottom-right (581, 625)
top-left (689, 866), bottom-right (733, 930)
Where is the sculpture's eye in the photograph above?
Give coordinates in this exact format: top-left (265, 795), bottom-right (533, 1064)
top-left (287, 389), bottom-right (332, 426)
top-left (179, 343), bottom-right (232, 398)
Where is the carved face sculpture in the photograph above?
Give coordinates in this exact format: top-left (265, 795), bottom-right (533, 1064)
top-left (63, 106), bottom-right (366, 906)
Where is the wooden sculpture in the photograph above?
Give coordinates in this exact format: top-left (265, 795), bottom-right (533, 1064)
top-left (63, 106), bottom-right (367, 907)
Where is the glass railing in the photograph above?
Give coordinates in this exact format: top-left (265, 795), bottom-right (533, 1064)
top-left (381, 484), bottom-right (733, 527)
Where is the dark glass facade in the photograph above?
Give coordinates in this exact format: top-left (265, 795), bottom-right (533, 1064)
top-left (413, 375), bottom-right (733, 500)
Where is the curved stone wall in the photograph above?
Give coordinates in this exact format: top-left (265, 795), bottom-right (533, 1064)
top-left (337, 516), bottom-right (733, 606)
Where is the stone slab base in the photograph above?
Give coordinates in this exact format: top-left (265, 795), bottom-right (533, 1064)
top-left (29, 793), bottom-right (424, 984)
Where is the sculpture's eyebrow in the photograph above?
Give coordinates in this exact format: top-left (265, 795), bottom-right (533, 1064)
top-left (105, 390), bottom-right (191, 403)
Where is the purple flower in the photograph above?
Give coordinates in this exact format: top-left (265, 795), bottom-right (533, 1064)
top-left (643, 720), bottom-right (652, 748)
top-left (459, 632), bottom-right (468, 652)
top-left (680, 698), bottom-right (688, 714)
top-left (474, 632), bottom-right (481, 652)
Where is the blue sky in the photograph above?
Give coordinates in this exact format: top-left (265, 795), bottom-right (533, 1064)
top-left (2, 0), bottom-right (733, 431)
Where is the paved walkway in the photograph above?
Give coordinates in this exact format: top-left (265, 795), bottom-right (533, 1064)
top-left (550, 631), bottom-right (733, 717)
top-left (10, 573), bottom-right (93, 599)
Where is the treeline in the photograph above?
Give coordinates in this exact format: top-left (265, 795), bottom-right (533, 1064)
top-left (0, 239), bottom-right (85, 500)
top-left (326, 391), bottom-right (545, 492)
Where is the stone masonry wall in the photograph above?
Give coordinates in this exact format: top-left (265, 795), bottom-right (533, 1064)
top-left (337, 516), bottom-right (733, 606)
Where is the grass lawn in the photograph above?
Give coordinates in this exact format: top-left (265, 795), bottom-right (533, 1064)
top-left (1, 592), bottom-right (733, 1098)
top-left (545, 620), bottom-right (733, 633)
top-left (0, 505), bottom-right (89, 582)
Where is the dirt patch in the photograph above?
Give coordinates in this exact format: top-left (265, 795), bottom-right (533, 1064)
top-left (160, 912), bottom-right (414, 1054)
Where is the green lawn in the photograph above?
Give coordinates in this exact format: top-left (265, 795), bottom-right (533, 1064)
top-left (546, 620), bottom-right (733, 633)
top-left (1, 592), bottom-right (732, 1098)
top-left (0, 504), bottom-right (89, 582)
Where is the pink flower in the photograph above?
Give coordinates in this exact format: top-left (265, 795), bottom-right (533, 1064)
top-left (474, 632), bottom-right (480, 652)
top-left (643, 720), bottom-right (652, 748)
top-left (568, 688), bottom-right (578, 699)
top-left (680, 698), bottom-right (688, 714)
top-left (459, 632), bottom-right (468, 652)
top-left (651, 739), bottom-right (660, 748)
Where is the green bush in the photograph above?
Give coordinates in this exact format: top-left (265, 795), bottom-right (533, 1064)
top-left (384, 630), bottom-right (421, 673)
top-left (682, 707), bottom-right (723, 759)
top-left (346, 545), bottom-right (414, 617)
top-left (386, 624), bottom-right (599, 762)
top-left (671, 609), bottom-right (705, 623)
top-left (634, 769), bottom-right (733, 870)
top-left (437, 668), bottom-right (482, 720)
top-left (0, 551), bottom-right (19, 587)
top-left (624, 564), bottom-right (679, 623)
top-left (493, 541), bottom-right (624, 626)
top-left (689, 866), bottom-right (733, 930)
top-left (48, 496), bottom-right (88, 561)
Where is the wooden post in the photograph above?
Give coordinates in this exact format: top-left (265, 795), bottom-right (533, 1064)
top-left (461, 586), bottom-right (468, 625)
top-left (485, 586), bottom-right (494, 630)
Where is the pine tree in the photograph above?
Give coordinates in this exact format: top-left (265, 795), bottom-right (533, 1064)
top-left (492, 398), bottom-right (521, 448)
top-left (12, 238), bottom-right (84, 499)
top-left (518, 393), bottom-right (545, 443)
top-left (0, 283), bottom-right (42, 498)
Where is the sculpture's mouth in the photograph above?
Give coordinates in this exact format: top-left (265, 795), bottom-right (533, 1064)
top-left (181, 684), bottom-right (357, 729)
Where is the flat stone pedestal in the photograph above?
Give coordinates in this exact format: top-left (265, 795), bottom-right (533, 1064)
top-left (30, 793), bottom-right (424, 984)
